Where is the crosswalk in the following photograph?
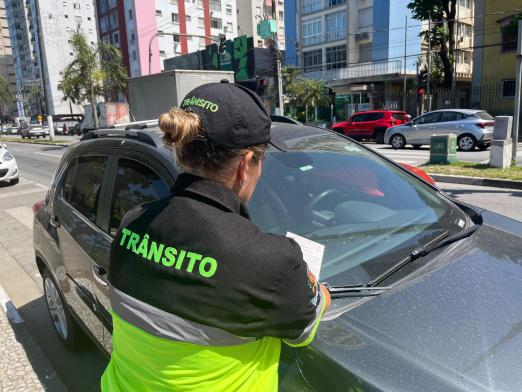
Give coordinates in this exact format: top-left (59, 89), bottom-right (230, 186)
top-left (370, 147), bottom-right (430, 166)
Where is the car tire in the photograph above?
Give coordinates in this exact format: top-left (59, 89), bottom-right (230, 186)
top-left (10, 178), bottom-right (19, 185)
top-left (457, 134), bottom-right (477, 152)
top-left (390, 134), bottom-right (406, 149)
top-left (412, 144), bottom-right (422, 149)
top-left (42, 268), bottom-right (87, 350)
top-left (373, 129), bottom-right (385, 144)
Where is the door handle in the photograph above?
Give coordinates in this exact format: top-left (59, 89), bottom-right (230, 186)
top-left (92, 265), bottom-right (109, 288)
top-left (50, 215), bottom-right (60, 228)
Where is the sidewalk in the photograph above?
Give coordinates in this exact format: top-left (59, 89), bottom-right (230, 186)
top-left (0, 285), bottom-right (66, 391)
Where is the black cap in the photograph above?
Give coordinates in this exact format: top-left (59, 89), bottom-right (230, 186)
top-left (179, 82), bottom-right (271, 149)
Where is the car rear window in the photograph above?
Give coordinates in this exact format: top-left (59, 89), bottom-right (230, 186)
top-left (473, 111), bottom-right (494, 120)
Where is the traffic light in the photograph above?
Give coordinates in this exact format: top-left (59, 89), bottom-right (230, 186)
top-left (419, 68), bottom-right (429, 90)
top-left (218, 34), bottom-right (226, 54)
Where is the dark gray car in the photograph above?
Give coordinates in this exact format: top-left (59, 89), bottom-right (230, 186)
top-left (33, 123), bottom-right (522, 391)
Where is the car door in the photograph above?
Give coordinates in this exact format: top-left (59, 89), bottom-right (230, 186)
top-left (347, 114), bottom-right (367, 137)
top-left (52, 154), bottom-right (111, 346)
top-left (409, 112), bottom-right (442, 144)
top-left (92, 151), bottom-right (173, 353)
top-left (434, 111), bottom-right (464, 136)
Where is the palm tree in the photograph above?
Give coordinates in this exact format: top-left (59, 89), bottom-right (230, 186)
top-left (299, 79), bottom-right (330, 122)
top-left (61, 32), bottom-right (127, 128)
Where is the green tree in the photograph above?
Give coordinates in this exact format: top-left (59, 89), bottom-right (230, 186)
top-left (298, 78), bottom-right (330, 122)
top-left (0, 75), bottom-right (13, 123)
top-left (408, 0), bottom-right (456, 88)
top-left (60, 32), bottom-right (127, 129)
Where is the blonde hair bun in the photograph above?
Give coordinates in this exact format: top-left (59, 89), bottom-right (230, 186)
top-left (159, 108), bottom-right (201, 147)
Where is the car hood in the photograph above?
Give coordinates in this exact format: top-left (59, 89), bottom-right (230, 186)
top-left (306, 219), bottom-right (522, 391)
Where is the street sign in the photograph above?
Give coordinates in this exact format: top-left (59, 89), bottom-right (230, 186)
top-left (16, 100), bottom-right (25, 120)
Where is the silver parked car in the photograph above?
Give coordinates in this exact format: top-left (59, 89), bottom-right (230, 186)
top-left (384, 109), bottom-right (495, 151)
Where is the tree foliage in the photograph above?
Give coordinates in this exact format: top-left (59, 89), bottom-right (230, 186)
top-left (282, 67), bottom-right (330, 121)
top-left (60, 32), bottom-right (127, 128)
top-left (408, 0), bottom-right (457, 88)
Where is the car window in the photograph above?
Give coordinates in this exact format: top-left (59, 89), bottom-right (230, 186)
top-left (108, 158), bottom-right (170, 236)
top-left (249, 132), bottom-right (467, 285)
top-left (414, 112), bottom-right (441, 125)
top-left (440, 112), bottom-right (464, 122)
top-left (473, 111), bottom-right (494, 120)
top-left (366, 113), bottom-right (384, 121)
top-left (351, 114), bottom-right (363, 122)
top-left (60, 162), bottom-right (76, 202)
top-left (68, 156), bottom-right (108, 224)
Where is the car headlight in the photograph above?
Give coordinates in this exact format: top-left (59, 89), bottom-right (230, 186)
top-left (2, 152), bottom-right (14, 161)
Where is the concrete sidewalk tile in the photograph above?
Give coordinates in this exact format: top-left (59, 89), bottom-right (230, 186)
top-left (0, 286), bottom-right (67, 391)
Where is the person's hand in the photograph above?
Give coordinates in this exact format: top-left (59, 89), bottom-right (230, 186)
top-left (319, 283), bottom-right (331, 312)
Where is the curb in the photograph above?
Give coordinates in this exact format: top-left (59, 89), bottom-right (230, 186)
top-left (0, 140), bottom-right (72, 147)
top-left (0, 283), bottom-right (24, 324)
top-left (428, 173), bottom-right (522, 190)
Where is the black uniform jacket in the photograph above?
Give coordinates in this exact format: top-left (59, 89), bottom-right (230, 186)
top-left (109, 173), bottom-right (323, 342)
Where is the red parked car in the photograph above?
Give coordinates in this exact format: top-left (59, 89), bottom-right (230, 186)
top-left (332, 110), bottom-right (411, 144)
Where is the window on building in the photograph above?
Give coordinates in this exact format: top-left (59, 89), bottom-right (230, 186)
top-left (302, 0), bottom-right (322, 14)
top-left (172, 13), bottom-right (179, 23)
top-left (109, 11), bottom-right (118, 29)
top-left (326, 10), bottom-right (346, 41)
top-left (302, 18), bottom-right (322, 46)
top-left (199, 37), bottom-right (207, 47)
top-left (359, 42), bottom-right (372, 62)
top-left (108, 0), bottom-right (116, 9)
top-left (112, 31), bottom-right (120, 47)
top-left (64, 14), bottom-right (69, 18)
top-left (88, 16), bottom-right (91, 21)
top-left (186, 15), bottom-right (191, 21)
top-left (100, 16), bottom-right (108, 32)
top-left (211, 17), bottom-right (222, 29)
top-left (326, 0), bottom-right (346, 7)
top-left (226, 4), bottom-right (232, 15)
top-left (210, 0), bottom-right (221, 12)
top-left (73, 2), bottom-right (80, 9)
top-left (456, 50), bottom-right (471, 64)
top-left (156, 9), bottom-right (162, 16)
top-left (198, 17), bottom-right (205, 28)
top-left (502, 79), bottom-right (516, 98)
top-left (226, 22), bottom-right (233, 33)
top-left (279, 11), bottom-right (284, 19)
top-left (173, 34), bottom-right (181, 43)
top-left (326, 44), bottom-right (346, 69)
top-left (303, 49), bottom-right (323, 72)
top-left (159, 50), bottom-right (166, 56)
top-left (257, 40), bottom-right (263, 47)
top-left (170, 0), bottom-right (178, 4)
top-left (130, 32), bottom-right (135, 43)
top-left (501, 22), bottom-right (518, 52)
top-left (99, 0), bottom-right (106, 14)
top-left (128, 9), bottom-right (133, 20)
top-left (457, 22), bottom-right (471, 37)
top-left (197, 0), bottom-right (203, 9)
top-left (75, 15), bottom-right (82, 25)
top-left (358, 7), bottom-right (372, 29)
top-left (132, 50), bottom-right (136, 61)
top-left (458, 0), bottom-right (470, 8)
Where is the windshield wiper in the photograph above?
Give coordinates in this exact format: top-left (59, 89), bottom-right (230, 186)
top-left (367, 224), bottom-right (480, 287)
top-left (324, 283), bottom-right (391, 298)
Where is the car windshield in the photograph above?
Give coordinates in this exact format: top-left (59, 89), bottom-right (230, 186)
top-left (249, 129), bottom-right (468, 286)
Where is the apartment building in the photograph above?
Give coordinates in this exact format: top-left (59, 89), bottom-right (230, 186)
top-left (0, 0), bottom-right (16, 119)
top-left (236, 0), bottom-right (285, 50)
top-left (298, 0), bottom-right (421, 117)
top-left (97, 0), bottom-right (237, 77)
top-left (6, 0), bottom-right (99, 116)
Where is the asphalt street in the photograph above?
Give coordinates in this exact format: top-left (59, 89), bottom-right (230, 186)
top-left (0, 141), bottom-right (521, 391)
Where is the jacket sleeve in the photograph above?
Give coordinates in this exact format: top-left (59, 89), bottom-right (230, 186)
top-left (264, 242), bottom-right (326, 347)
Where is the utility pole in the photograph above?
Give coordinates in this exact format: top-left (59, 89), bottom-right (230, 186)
top-left (415, 61), bottom-right (420, 117)
top-left (512, 20), bottom-right (522, 163)
top-left (275, 34), bottom-right (284, 116)
top-left (402, 16), bottom-right (408, 111)
top-left (427, 11), bottom-right (431, 112)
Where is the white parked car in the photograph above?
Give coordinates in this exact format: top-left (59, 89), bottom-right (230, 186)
top-left (0, 143), bottom-right (19, 185)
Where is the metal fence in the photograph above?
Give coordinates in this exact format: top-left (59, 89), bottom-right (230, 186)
top-left (379, 84), bottom-right (516, 118)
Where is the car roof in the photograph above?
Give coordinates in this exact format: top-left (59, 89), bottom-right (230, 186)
top-left (428, 108), bottom-right (484, 114)
top-left (351, 110), bottom-right (407, 115)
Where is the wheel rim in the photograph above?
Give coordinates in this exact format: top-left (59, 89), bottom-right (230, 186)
top-left (459, 136), bottom-right (474, 151)
top-left (44, 277), bottom-right (68, 340)
top-left (391, 135), bottom-right (404, 148)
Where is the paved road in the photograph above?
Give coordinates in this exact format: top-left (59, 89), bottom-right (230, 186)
top-left (0, 142), bottom-right (521, 391)
top-left (368, 142), bottom-right (522, 166)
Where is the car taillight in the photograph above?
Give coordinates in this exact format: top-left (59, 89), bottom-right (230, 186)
top-left (32, 200), bottom-right (44, 214)
top-left (476, 122), bottom-right (495, 128)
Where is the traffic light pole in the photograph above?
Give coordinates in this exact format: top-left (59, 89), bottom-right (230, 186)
top-left (427, 11), bottom-right (431, 112)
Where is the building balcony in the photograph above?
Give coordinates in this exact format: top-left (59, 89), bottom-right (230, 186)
top-left (304, 59), bottom-right (414, 83)
top-left (302, 0), bottom-right (347, 16)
